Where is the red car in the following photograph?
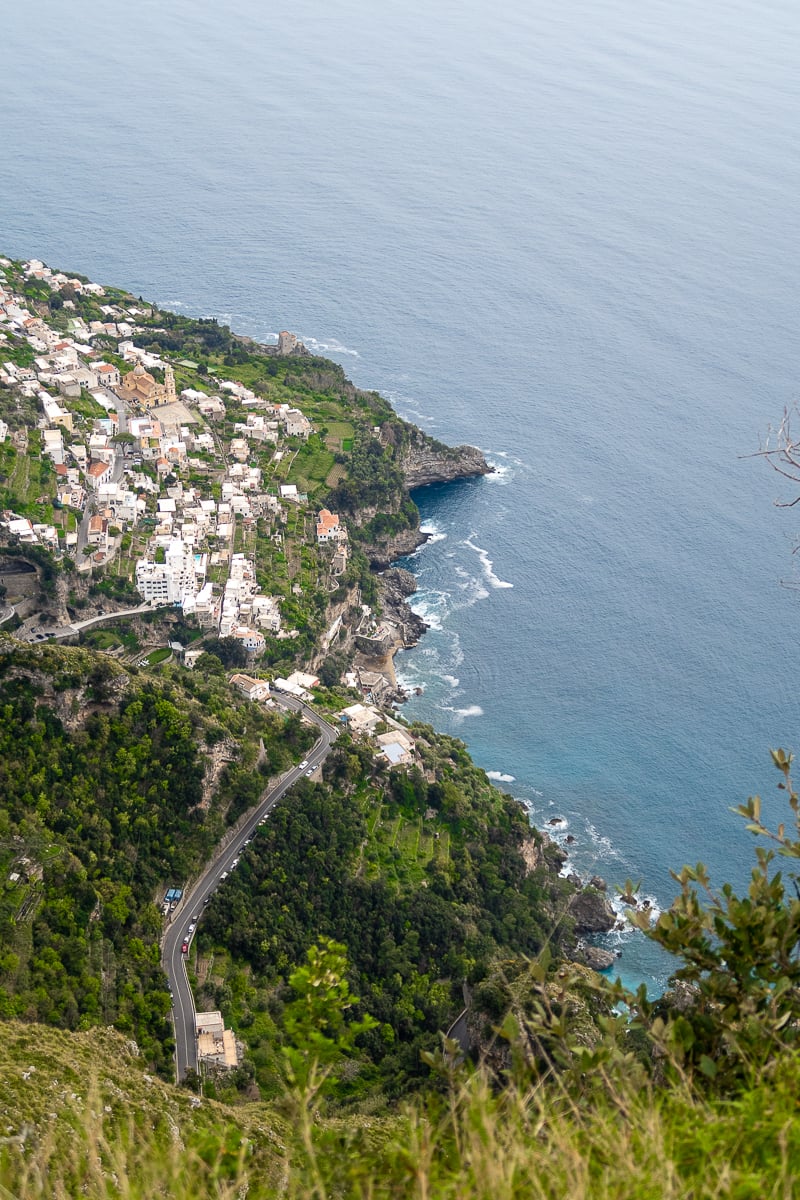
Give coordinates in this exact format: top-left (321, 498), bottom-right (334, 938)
top-left (181, 941), bottom-right (189, 954)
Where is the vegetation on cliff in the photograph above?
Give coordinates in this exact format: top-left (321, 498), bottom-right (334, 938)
top-left (195, 725), bottom-right (574, 1102)
top-left (0, 638), bottom-right (315, 1072)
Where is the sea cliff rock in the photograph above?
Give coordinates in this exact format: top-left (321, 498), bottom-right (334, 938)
top-left (376, 568), bottom-right (429, 655)
top-left (521, 831), bottom-right (568, 874)
top-left (398, 430), bottom-right (493, 490)
top-left (363, 527), bottom-right (426, 568)
top-left (568, 889), bottom-right (617, 934)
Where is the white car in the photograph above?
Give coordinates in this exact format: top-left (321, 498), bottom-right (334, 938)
top-left (298, 760), bottom-right (308, 770)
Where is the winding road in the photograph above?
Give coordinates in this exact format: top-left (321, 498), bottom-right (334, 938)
top-left (161, 693), bottom-right (339, 1081)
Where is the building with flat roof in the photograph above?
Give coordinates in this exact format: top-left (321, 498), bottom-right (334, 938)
top-left (195, 1011), bottom-right (239, 1070)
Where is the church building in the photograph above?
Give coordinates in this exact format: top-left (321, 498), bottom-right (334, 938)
top-left (117, 362), bottom-right (176, 410)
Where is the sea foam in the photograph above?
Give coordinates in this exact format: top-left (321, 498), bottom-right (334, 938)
top-left (449, 704), bottom-right (484, 720)
top-left (299, 334), bottom-right (360, 357)
top-left (463, 537), bottom-right (513, 589)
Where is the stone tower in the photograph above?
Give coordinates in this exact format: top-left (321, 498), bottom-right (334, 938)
top-left (164, 363), bottom-right (176, 402)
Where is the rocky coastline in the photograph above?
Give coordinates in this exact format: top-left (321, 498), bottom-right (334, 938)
top-left (353, 439), bottom-right (492, 694)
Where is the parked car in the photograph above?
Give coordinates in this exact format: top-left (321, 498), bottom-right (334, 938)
top-left (181, 941), bottom-right (189, 954)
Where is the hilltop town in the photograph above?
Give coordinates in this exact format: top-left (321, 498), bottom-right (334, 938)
top-left (0, 254), bottom-right (492, 747)
top-left (0, 257), bottom-right (345, 653)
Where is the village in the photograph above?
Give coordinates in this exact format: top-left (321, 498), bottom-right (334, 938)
top-left (0, 256), bottom-right (420, 781)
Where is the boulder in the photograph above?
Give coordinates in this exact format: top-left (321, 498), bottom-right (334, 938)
top-left (573, 943), bottom-right (617, 972)
top-left (568, 889), bottom-right (617, 933)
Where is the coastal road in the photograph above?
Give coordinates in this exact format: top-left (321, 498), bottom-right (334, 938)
top-left (162, 694), bottom-right (339, 1081)
top-left (16, 602), bottom-right (165, 643)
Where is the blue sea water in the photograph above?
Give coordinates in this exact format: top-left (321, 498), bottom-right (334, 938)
top-left (3, 0), bottom-right (800, 991)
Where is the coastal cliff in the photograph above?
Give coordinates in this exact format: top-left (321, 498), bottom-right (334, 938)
top-left (396, 426), bottom-right (493, 490)
top-left (348, 424), bottom-right (492, 566)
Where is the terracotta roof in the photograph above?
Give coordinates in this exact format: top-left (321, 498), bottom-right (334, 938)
top-left (87, 461), bottom-right (109, 478)
top-left (316, 508), bottom-right (340, 533)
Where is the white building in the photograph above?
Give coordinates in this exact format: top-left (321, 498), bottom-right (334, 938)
top-left (285, 409), bottom-right (311, 439)
top-left (230, 673), bottom-right (270, 701)
top-left (135, 539), bottom-right (199, 606)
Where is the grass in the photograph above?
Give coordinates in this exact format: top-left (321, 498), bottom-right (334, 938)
top-left (285, 441), bottom-right (336, 497)
top-left (144, 647), bottom-right (171, 666)
top-left (358, 793), bottom-right (439, 885)
top-left (2, 1019), bottom-right (800, 1199)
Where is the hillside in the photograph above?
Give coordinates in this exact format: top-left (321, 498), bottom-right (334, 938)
top-left (3, 257), bottom-right (800, 1198)
top-left (2, 1016), bottom-right (798, 1199)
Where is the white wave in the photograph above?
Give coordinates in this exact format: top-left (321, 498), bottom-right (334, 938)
top-left (604, 892), bottom-right (663, 942)
top-left (408, 589), bottom-right (448, 630)
top-left (463, 536), bottom-right (514, 589)
top-left (395, 672), bottom-right (425, 693)
top-left (298, 333), bottom-right (360, 357)
top-left (485, 461), bottom-right (514, 484)
top-left (407, 526), bottom-right (447, 557)
top-left (486, 770), bottom-right (516, 783)
top-left (585, 823), bottom-right (625, 864)
top-left (421, 530), bottom-right (447, 547)
top-left (442, 674), bottom-right (460, 688)
top-left (452, 704), bottom-right (484, 719)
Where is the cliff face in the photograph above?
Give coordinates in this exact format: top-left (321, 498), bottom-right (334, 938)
top-left (397, 430), bottom-right (493, 490)
top-left (361, 526), bottom-right (425, 568)
top-left (356, 426), bottom-right (492, 566)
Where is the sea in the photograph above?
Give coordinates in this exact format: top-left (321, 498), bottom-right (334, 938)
top-left (3, 0), bottom-right (800, 992)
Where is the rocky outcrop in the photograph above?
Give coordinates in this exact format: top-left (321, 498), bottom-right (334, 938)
top-left (362, 526), bottom-right (426, 569)
top-left (571, 942), bottom-right (617, 972)
top-left (381, 566), bottom-right (417, 598)
top-left (398, 430), bottom-right (492, 490)
top-left (521, 831), bottom-right (568, 875)
top-left (568, 889), bottom-right (617, 934)
top-left (378, 567), bottom-right (428, 653)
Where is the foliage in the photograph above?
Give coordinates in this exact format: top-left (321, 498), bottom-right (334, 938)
top-left (630, 749), bottom-right (800, 1091)
top-left (0, 639), bottom-right (312, 1073)
top-left (199, 735), bottom-right (575, 1100)
top-left (201, 637), bottom-right (250, 670)
top-left (2, 1015), bottom-right (800, 1199)
top-left (281, 938), bottom-right (378, 1097)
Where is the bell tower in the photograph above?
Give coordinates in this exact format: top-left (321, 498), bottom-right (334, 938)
top-left (164, 363), bottom-right (176, 402)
